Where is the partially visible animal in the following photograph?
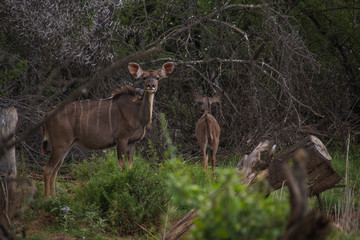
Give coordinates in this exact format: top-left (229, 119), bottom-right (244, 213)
top-left (193, 92), bottom-right (222, 171)
top-left (41, 62), bottom-right (175, 197)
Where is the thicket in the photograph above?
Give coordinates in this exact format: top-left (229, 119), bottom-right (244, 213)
top-left (1, 1), bottom-right (360, 237)
top-left (0, 0), bottom-right (359, 172)
top-left (19, 144), bottom-right (360, 239)
top-left (23, 150), bottom-right (290, 239)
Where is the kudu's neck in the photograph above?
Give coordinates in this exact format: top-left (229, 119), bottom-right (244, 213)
top-left (202, 99), bottom-right (212, 115)
top-left (139, 91), bottom-right (155, 126)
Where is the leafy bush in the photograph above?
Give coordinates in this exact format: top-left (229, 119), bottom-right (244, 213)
top-left (73, 151), bottom-right (170, 235)
top-left (168, 168), bottom-right (289, 240)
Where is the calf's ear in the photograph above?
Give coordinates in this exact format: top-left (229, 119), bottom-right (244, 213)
top-left (192, 92), bottom-right (205, 103)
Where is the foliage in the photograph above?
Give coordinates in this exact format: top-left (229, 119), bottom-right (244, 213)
top-left (320, 145), bottom-right (360, 236)
top-left (328, 229), bottom-right (360, 240)
top-left (17, 145), bottom-right (360, 239)
top-left (1, 0), bottom-right (359, 173)
top-left (2, 0), bottom-right (360, 238)
top-left (73, 151), bottom-right (170, 235)
top-left (168, 167), bottom-right (289, 240)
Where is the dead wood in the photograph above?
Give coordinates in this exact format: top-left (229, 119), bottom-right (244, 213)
top-left (267, 135), bottom-right (342, 196)
top-left (0, 107), bottom-right (18, 230)
top-left (236, 139), bottom-right (275, 185)
top-left (0, 108), bottom-right (37, 239)
top-left (163, 209), bottom-right (196, 240)
top-left (237, 135), bottom-right (342, 196)
top-left (280, 149), bottom-right (331, 240)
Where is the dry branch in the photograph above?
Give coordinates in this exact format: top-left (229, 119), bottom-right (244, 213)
top-left (163, 209), bottom-right (197, 240)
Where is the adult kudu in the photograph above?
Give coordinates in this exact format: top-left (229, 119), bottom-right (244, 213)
top-left (41, 62), bottom-right (175, 197)
top-left (193, 92), bottom-right (222, 171)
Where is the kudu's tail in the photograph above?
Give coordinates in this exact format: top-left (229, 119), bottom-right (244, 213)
top-left (41, 127), bottom-right (49, 155)
top-left (205, 115), bottom-right (214, 142)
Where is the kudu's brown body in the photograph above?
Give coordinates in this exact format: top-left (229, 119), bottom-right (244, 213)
top-left (41, 62), bottom-right (174, 197)
top-left (193, 92), bottom-right (221, 171)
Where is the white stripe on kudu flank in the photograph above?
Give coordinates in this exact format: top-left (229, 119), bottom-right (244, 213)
top-left (73, 102), bottom-right (77, 120)
top-left (80, 102), bottom-right (84, 136)
top-left (108, 99), bottom-right (113, 133)
top-left (64, 104), bottom-right (68, 124)
top-left (97, 100), bottom-right (102, 131)
top-left (87, 100), bottom-right (90, 135)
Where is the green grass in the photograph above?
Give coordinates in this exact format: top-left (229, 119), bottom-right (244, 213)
top-left (319, 144), bottom-right (360, 238)
top-left (13, 142), bottom-right (360, 239)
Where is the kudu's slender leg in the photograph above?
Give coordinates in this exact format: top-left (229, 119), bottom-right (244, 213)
top-left (116, 139), bottom-right (128, 170)
top-left (211, 140), bottom-right (219, 172)
top-left (127, 143), bottom-right (136, 169)
top-left (200, 143), bottom-right (208, 170)
top-left (43, 145), bottom-right (71, 197)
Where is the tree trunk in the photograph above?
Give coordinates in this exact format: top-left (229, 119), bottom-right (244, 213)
top-left (0, 107), bottom-right (18, 230)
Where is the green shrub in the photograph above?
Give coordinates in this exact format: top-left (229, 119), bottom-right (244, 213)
top-left (73, 151), bottom-right (170, 235)
top-left (164, 158), bottom-right (215, 212)
top-left (168, 168), bottom-right (289, 240)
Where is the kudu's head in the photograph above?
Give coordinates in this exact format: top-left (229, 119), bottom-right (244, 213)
top-left (193, 92), bottom-right (222, 113)
top-left (128, 62), bottom-right (175, 93)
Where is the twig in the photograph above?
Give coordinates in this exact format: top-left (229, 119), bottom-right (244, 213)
top-left (186, 64), bottom-right (241, 116)
top-left (136, 222), bottom-right (157, 239)
top-left (345, 133), bottom-right (350, 189)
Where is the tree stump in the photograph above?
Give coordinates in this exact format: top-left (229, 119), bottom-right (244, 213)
top-left (0, 107), bottom-right (18, 230)
top-left (267, 135), bottom-right (342, 196)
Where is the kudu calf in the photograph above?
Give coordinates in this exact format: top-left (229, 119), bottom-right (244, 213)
top-left (41, 62), bottom-right (174, 197)
top-left (193, 92), bottom-right (222, 171)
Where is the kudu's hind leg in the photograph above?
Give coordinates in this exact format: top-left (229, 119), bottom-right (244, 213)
top-left (43, 147), bottom-right (71, 197)
top-left (200, 144), bottom-right (208, 170)
top-left (211, 141), bottom-right (219, 172)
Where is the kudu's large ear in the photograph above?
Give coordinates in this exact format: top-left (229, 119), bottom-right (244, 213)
top-left (128, 62), bottom-right (143, 79)
top-left (209, 92), bottom-right (222, 104)
top-left (192, 92), bottom-right (205, 103)
top-left (159, 62), bottom-right (175, 78)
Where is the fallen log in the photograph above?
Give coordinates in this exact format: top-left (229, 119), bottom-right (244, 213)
top-left (237, 135), bottom-right (342, 196)
top-left (269, 135), bottom-right (341, 196)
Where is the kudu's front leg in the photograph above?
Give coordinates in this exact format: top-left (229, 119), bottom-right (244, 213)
top-left (127, 143), bottom-right (136, 169)
top-left (116, 139), bottom-right (129, 170)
